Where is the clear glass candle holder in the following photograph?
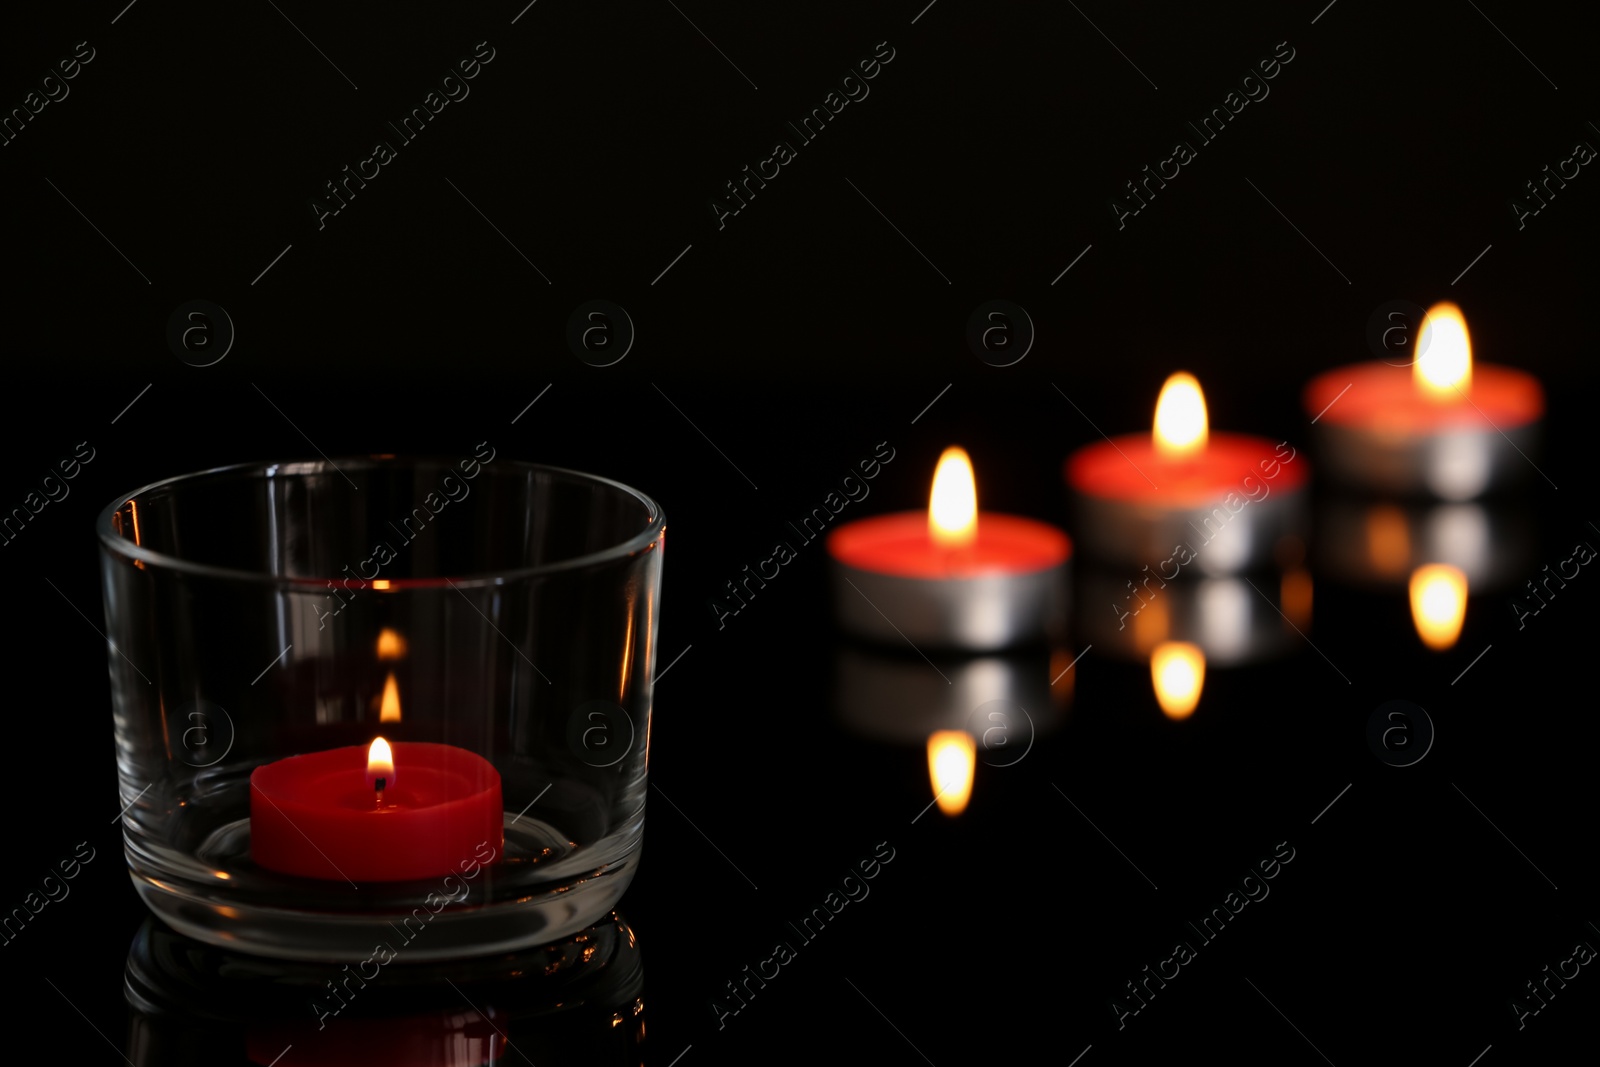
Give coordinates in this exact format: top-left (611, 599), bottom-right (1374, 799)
top-left (98, 456), bottom-right (664, 962)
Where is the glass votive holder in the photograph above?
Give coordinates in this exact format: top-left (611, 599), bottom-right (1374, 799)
top-left (98, 456), bottom-right (665, 962)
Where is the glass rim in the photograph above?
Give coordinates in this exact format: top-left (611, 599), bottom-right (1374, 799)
top-left (96, 456), bottom-right (666, 588)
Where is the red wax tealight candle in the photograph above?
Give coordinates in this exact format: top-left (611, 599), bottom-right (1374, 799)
top-left (1065, 373), bottom-right (1308, 574)
top-left (827, 447), bottom-right (1071, 650)
top-left (251, 737), bottom-right (502, 882)
top-left (1304, 301), bottom-right (1544, 499)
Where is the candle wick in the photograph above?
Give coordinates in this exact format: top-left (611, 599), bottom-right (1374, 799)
top-left (375, 777), bottom-right (386, 809)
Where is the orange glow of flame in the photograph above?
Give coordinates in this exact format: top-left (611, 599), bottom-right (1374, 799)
top-left (1131, 592), bottom-right (1171, 655)
top-left (1415, 302), bottom-right (1472, 400)
top-left (928, 447), bottom-right (978, 549)
top-left (376, 627), bottom-right (407, 660)
top-left (1365, 505), bottom-right (1412, 577)
top-left (1153, 372), bottom-right (1209, 459)
top-left (367, 736), bottom-right (395, 784)
top-left (379, 672), bottom-right (402, 722)
top-left (372, 579), bottom-right (391, 590)
top-left (926, 730), bottom-right (975, 817)
top-left (1151, 641), bottom-right (1205, 719)
top-left (1281, 568), bottom-right (1314, 630)
top-left (1409, 563), bottom-right (1467, 650)
top-left (1048, 647), bottom-right (1078, 707)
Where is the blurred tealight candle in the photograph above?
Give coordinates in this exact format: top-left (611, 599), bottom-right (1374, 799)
top-left (1304, 302), bottom-right (1543, 499)
top-left (1066, 373), bottom-right (1308, 575)
top-left (829, 447), bottom-right (1071, 650)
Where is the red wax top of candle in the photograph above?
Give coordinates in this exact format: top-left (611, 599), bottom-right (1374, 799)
top-left (250, 741), bottom-right (503, 882)
top-left (826, 512), bottom-right (1070, 579)
top-left (1304, 362), bottom-right (1543, 432)
top-left (1065, 432), bottom-right (1306, 507)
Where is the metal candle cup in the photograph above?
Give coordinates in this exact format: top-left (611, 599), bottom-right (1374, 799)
top-left (826, 448), bottom-right (1071, 651)
top-left (1303, 303), bottom-right (1544, 500)
top-left (1065, 374), bottom-right (1309, 575)
top-left (827, 513), bottom-right (1071, 650)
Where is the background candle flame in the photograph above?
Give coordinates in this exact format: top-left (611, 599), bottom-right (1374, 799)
top-left (367, 736), bottom-right (395, 786)
top-left (929, 446), bottom-right (978, 549)
top-left (1151, 641), bottom-right (1205, 719)
top-left (376, 627), bottom-right (407, 659)
top-left (926, 730), bottom-right (975, 816)
top-left (1153, 372), bottom-right (1209, 458)
top-left (1409, 563), bottom-right (1468, 650)
top-left (379, 672), bottom-right (402, 723)
top-left (1415, 302), bottom-right (1472, 400)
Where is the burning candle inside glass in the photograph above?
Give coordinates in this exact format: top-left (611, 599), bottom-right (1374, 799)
top-left (250, 673), bottom-right (503, 882)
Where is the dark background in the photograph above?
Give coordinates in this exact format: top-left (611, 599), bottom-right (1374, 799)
top-left (2, 1), bottom-right (1597, 1064)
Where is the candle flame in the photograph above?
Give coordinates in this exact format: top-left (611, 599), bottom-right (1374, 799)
top-left (928, 447), bottom-right (978, 549)
top-left (379, 672), bottom-right (402, 723)
top-left (376, 627), bottom-right (407, 660)
top-left (1409, 563), bottom-right (1467, 650)
top-left (926, 730), bottom-right (975, 817)
top-left (1415, 302), bottom-right (1472, 400)
top-left (1151, 641), bottom-right (1205, 719)
top-left (1153, 372), bottom-right (1209, 458)
top-left (367, 736), bottom-right (395, 784)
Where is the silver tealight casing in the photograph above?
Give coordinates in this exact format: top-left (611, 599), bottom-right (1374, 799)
top-left (829, 558), bottom-right (1068, 651)
top-left (1070, 490), bottom-right (1307, 578)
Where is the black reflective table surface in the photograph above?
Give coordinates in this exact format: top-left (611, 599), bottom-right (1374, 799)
top-left (5, 377), bottom-right (1596, 1066)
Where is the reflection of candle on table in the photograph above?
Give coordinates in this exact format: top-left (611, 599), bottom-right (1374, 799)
top-left (1066, 374), bottom-right (1307, 575)
top-left (926, 731), bottom-right (975, 817)
top-left (828, 447), bottom-right (1071, 650)
top-left (1315, 496), bottom-right (1535, 598)
top-left (1304, 302), bottom-right (1544, 499)
top-left (1077, 568), bottom-right (1300, 668)
top-left (1150, 641), bottom-right (1204, 720)
top-left (251, 675), bottom-right (502, 881)
top-left (1409, 563), bottom-right (1468, 651)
